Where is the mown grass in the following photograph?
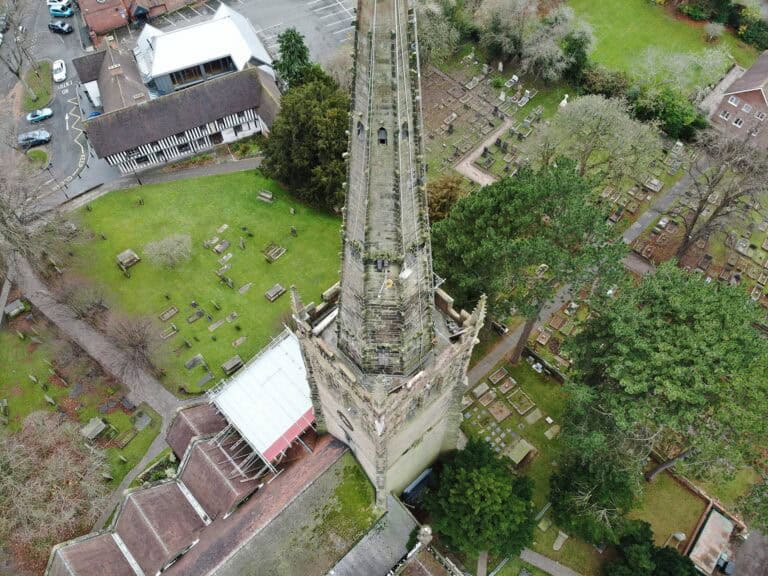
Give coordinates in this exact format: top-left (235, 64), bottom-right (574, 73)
top-left (628, 471), bottom-right (708, 547)
top-left (72, 171), bottom-right (341, 394)
top-left (569, 0), bottom-right (756, 86)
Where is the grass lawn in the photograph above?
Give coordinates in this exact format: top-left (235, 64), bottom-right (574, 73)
top-left (628, 471), bottom-right (708, 547)
top-left (570, 0), bottom-right (756, 85)
top-left (72, 171), bottom-right (341, 394)
top-left (699, 467), bottom-right (761, 510)
top-left (0, 321), bottom-right (160, 487)
top-left (26, 149), bottom-right (48, 169)
top-left (22, 61), bottom-right (53, 111)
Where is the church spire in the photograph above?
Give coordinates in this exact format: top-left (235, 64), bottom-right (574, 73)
top-left (336, 0), bottom-right (434, 376)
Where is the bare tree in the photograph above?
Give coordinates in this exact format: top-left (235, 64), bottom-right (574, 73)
top-left (531, 94), bottom-right (661, 183)
top-left (0, 4), bottom-right (41, 101)
top-left (0, 169), bottom-right (72, 276)
top-left (415, 2), bottom-right (461, 65)
top-left (144, 233), bottom-right (192, 269)
top-left (704, 22), bottom-right (725, 43)
top-left (106, 314), bottom-right (161, 380)
top-left (669, 130), bottom-right (768, 258)
top-left (57, 277), bottom-right (108, 320)
top-left (638, 46), bottom-right (730, 102)
top-left (0, 412), bottom-right (109, 571)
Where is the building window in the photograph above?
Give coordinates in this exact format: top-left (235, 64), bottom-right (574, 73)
top-left (378, 127), bottom-right (387, 145)
top-left (733, 117), bottom-right (744, 128)
top-left (203, 56), bottom-right (235, 77)
top-left (135, 155), bottom-right (149, 165)
top-left (756, 111), bottom-right (766, 121)
top-left (743, 103), bottom-right (753, 113)
top-left (178, 142), bottom-right (191, 153)
top-left (728, 95), bottom-right (740, 106)
top-left (197, 137), bottom-right (207, 146)
top-left (233, 124), bottom-right (242, 136)
top-left (170, 66), bottom-right (203, 87)
top-left (175, 131), bottom-right (186, 139)
top-left (719, 110), bottom-right (731, 121)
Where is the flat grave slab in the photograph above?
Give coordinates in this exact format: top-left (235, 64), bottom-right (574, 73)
top-left (472, 382), bottom-right (490, 398)
top-left (545, 424), bottom-right (561, 440)
top-left (509, 389), bottom-right (535, 415)
top-left (488, 400), bottom-right (511, 423)
top-left (479, 389), bottom-right (497, 406)
top-left (159, 306), bottom-right (178, 322)
top-left (498, 377), bottom-right (517, 394)
top-left (489, 367), bottom-right (508, 384)
top-left (524, 408), bottom-right (543, 425)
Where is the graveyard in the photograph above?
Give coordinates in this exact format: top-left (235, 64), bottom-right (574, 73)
top-left (461, 361), bottom-right (605, 575)
top-left (422, 53), bottom-right (566, 183)
top-left (0, 300), bottom-right (160, 486)
top-left (70, 171), bottom-right (340, 394)
top-left (460, 356), bottom-right (743, 576)
top-left (631, 183), bottom-right (768, 310)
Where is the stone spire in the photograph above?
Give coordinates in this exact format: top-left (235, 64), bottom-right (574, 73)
top-left (336, 0), bottom-right (434, 376)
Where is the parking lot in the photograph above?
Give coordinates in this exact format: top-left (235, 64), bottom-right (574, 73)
top-left (111, 0), bottom-right (355, 62)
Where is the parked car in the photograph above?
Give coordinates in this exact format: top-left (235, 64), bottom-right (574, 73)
top-left (17, 130), bottom-right (50, 149)
top-left (26, 108), bottom-right (53, 123)
top-left (48, 5), bottom-right (73, 17)
top-left (46, 0), bottom-right (72, 7)
top-left (52, 59), bottom-right (66, 82)
top-left (48, 20), bottom-right (73, 34)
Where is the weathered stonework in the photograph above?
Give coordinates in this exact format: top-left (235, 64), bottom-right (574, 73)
top-left (292, 0), bottom-right (485, 509)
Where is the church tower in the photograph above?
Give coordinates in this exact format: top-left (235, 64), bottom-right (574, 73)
top-left (292, 0), bottom-right (485, 508)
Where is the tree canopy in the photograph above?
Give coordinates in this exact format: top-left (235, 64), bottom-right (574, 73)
top-left (432, 159), bottom-right (624, 359)
top-left (605, 520), bottom-right (697, 576)
top-left (274, 28), bottom-right (311, 89)
top-left (426, 439), bottom-right (535, 559)
top-left (261, 69), bottom-right (348, 210)
top-left (427, 173), bottom-right (468, 223)
top-left (567, 261), bottom-right (768, 479)
top-left (533, 95), bottom-right (660, 183)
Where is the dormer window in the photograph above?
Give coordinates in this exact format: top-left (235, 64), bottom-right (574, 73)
top-left (378, 127), bottom-right (387, 145)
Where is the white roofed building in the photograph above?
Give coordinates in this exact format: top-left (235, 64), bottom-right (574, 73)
top-left (133, 4), bottom-right (273, 97)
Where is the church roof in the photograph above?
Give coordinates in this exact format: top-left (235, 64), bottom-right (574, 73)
top-left (212, 330), bottom-right (314, 462)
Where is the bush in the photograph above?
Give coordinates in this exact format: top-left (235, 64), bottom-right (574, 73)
top-left (581, 65), bottom-right (630, 98)
top-left (679, 3), bottom-right (710, 20)
top-left (229, 135), bottom-right (264, 159)
top-left (144, 234), bottom-right (192, 268)
top-left (740, 18), bottom-right (768, 50)
top-left (631, 85), bottom-right (707, 140)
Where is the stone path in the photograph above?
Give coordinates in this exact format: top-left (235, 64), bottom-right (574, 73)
top-left (454, 118), bottom-right (514, 186)
top-left (520, 549), bottom-right (582, 576)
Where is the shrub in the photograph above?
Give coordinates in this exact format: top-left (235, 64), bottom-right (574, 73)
top-left (144, 234), bottom-right (192, 269)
